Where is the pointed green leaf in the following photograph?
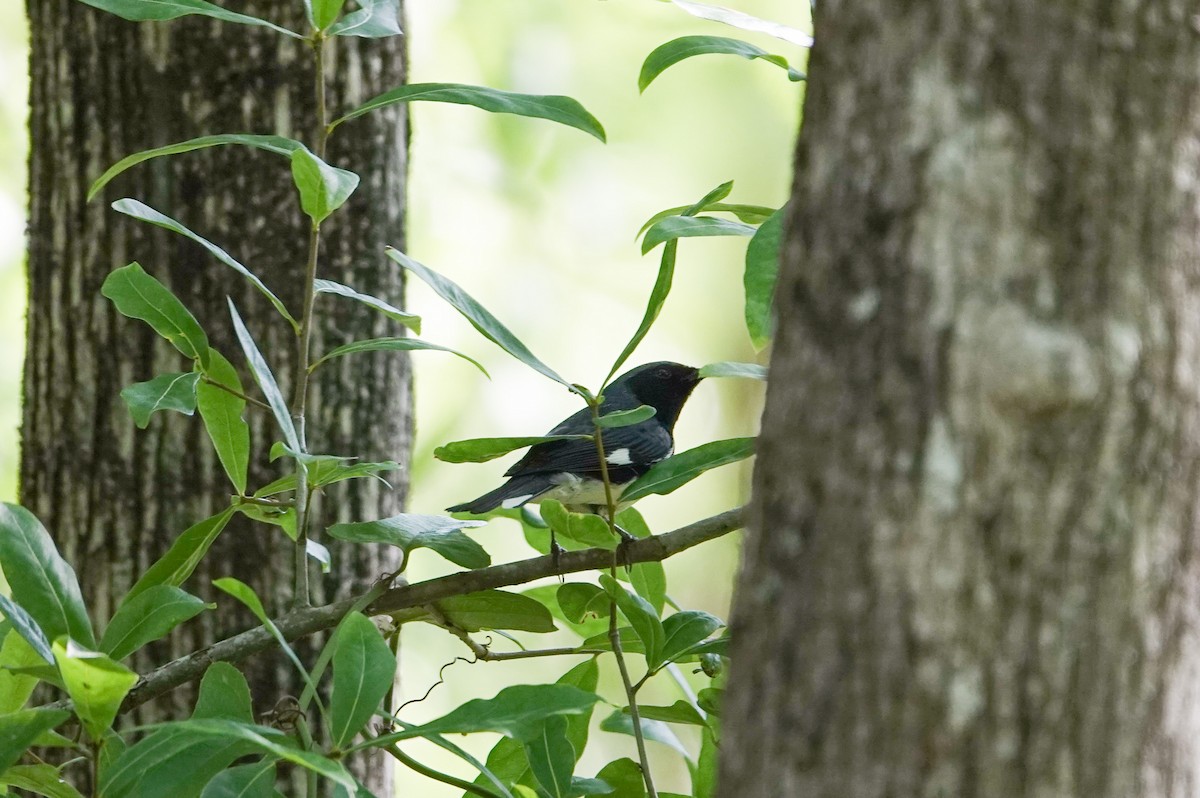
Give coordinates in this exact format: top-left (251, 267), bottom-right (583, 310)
top-left (624, 700), bottom-right (706, 727)
top-left (333, 84), bottom-right (605, 142)
top-left (197, 351), bottom-right (251, 495)
top-left (310, 0), bottom-right (346, 30)
top-left (121, 372), bottom-right (201, 428)
top-left (0, 631), bottom-right (44, 713)
top-left (310, 336), bottom-right (487, 375)
top-left (541, 501), bottom-right (617, 550)
top-left (124, 507), bottom-right (236, 603)
top-left (386, 249), bottom-right (572, 388)
top-left (99, 585), bottom-right (209, 661)
top-left (637, 202), bottom-right (774, 237)
top-left (600, 575), bottom-right (664, 668)
top-left (113, 199), bottom-right (297, 329)
top-left (595, 759), bottom-right (646, 798)
top-left (744, 206), bottom-right (784, 350)
top-left (102, 262), bottom-right (210, 368)
top-left (598, 710), bottom-right (688, 756)
top-left (0, 504), bottom-right (94, 648)
top-left (330, 612), bottom-right (396, 749)
top-left (696, 687), bottom-right (722, 717)
top-left (0, 763), bottom-right (86, 798)
top-left (524, 715), bottom-right (574, 798)
top-left (255, 459), bottom-right (400, 497)
top-left (668, 0), bottom-right (813, 47)
top-left (228, 300), bottom-right (300, 452)
top-left (290, 148), bottom-right (360, 224)
top-left (201, 761), bottom-right (277, 798)
top-left (75, 0), bottom-right (301, 37)
top-left (328, 514), bottom-right (489, 569)
top-left (697, 361), bottom-right (767, 380)
top-left (0, 594), bottom-right (54, 663)
top-left (693, 725), bottom-right (718, 798)
top-left (314, 279), bottom-right (421, 333)
top-left (88, 135), bottom-right (304, 200)
top-left (640, 35), bottom-right (804, 92)
top-left (53, 639), bottom-right (138, 740)
top-left (0, 709), bottom-right (70, 775)
top-left (660, 611), bottom-right (723, 664)
top-left (328, 0), bottom-right (401, 37)
top-left (193, 662), bottom-right (254, 723)
top-left (641, 216), bottom-right (756, 255)
top-left (100, 722), bottom-right (262, 798)
top-left (555, 583), bottom-right (609, 626)
top-left (620, 437), bottom-right (755, 504)
top-left (436, 590), bottom-right (556, 633)
top-left (434, 435), bottom-right (590, 464)
top-left (596, 405), bottom-right (655, 429)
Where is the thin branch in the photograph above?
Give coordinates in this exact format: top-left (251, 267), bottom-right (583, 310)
top-left (199, 375), bottom-right (272, 411)
top-left (384, 745), bottom-right (501, 798)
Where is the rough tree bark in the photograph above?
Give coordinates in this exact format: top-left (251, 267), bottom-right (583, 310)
top-left (721, 1), bottom-right (1200, 796)
top-left (23, 2), bottom-right (410, 793)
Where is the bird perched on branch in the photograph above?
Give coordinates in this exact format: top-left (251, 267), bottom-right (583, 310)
top-left (447, 361), bottom-right (702, 517)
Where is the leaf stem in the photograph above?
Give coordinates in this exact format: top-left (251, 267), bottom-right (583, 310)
top-left (199, 374), bottom-right (272, 411)
top-left (385, 745), bottom-right (502, 798)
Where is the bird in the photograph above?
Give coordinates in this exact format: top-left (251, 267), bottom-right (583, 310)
top-left (447, 361), bottom-right (702, 518)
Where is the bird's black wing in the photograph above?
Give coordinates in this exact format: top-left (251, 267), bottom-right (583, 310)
top-left (504, 418), bottom-right (672, 478)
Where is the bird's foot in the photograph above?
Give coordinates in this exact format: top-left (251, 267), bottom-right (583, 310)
top-left (550, 532), bottom-right (566, 581)
top-left (613, 523), bottom-right (636, 568)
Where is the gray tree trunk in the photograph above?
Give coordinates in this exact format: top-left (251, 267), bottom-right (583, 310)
top-left (23, 2), bottom-right (410, 793)
top-left (720, 1), bottom-right (1200, 796)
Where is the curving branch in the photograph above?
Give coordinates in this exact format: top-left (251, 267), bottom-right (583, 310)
top-left (116, 507), bottom-right (745, 713)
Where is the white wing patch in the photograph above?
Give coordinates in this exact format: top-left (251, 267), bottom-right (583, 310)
top-left (606, 448), bottom-right (633, 466)
top-left (501, 494), bottom-right (535, 509)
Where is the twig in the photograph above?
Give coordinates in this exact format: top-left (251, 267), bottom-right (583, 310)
top-left (384, 745), bottom-right (501, 798)
top-left (199, 375), bottom-right (272, 411)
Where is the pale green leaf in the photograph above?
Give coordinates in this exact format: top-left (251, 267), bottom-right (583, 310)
top-left (640, 35), bottom-right (804, 92)
top-left (101, 262), bottom-right (210, 368)
top-left (121, 372), bottom-right (201, 428)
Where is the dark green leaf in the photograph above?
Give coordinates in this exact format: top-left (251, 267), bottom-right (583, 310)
top-left (99, 585), bottom-right (209, 661)
top-left (556, 658), bottom-right (600, 759)
top-left (255, 459), bottom-right (400, 496)
top-left (114, 199), bottom-right (297, 329)
top-left (620, 437), bottom-right (756, 504)
top-left (228, 301), bottom-right (299, 452)
top-left (386, 249), bottom-right (571, 389)
top-left (623, 700), bottom-right (706, 727)
top-left (0, 630), bottom-right (43, 712)
top-left (434, 435), bottom-right (590, 464)
top-left (310, 0), bottom-right (345, 30)
top-left (0, 710), bottom-right (70, 775)
top-left (641, 216), bottom-right (756, 255)
top-left (571, 778), bottom-right (619, 796)
top-left (744, 206), bottom-right (784, 350)
top-left (314, 279), bottom-right (420, 333)
top-left (0, 504), bottom-right (94, 648)
top-left (331, 612), bottom-right (396, 749)
top-left (0, 595), bottom-right (53, 663)
top-left (53, 640), bottom-right (138, 739)
top-left (101, 263), bottom-right (210, 368)
top-left (556, 583), bottom-right (609, 625)
top-left (100, 723), bottom-right (261, 798)
top-left (437, 590), bottom-right (556, 633)
top-left (523, 585), bottom-right (609, 640)
top-left (637, 202), bottom-right (774, 237)
top-left (594, 758), bottom-right (646, 798)
top-left (333, 84), bottom-right (605, 142)
top-left (693, 726), bottom-right (718, 798)
top-left (640, 35), bottom-right (804, 92)
top-left (596, 405), bottom-right (655, 429)
top-left (198, 351), bottom-right (251, 495)
top-left (121, 372), bottom-right (201, 428)
top-left (201, 761), bottom-right (276, 798)
top-left (124, 507), bottom-right (236, 603)
top-left (697, 361), bottom-right (767, 380)
top-left (0, 763), bottom-right (86, 798)
top-left (290, 148), bottom-right (360, 224)
top-left (668, 0), bottom-right (814, 46)
top-left (311, 336), bottom-right (487, 375)
top-left (88, 135), bottom-right (303, 200)
top-left (75, 0), bottom-right (301, 37)
top-left (468, 734), bottom-right (528, 797)
top-left (660, 611), bottom-right (724, 665)
top-left (696, 688), bottom-right (722, 717)
top-left (524, 715), bottom-right (574, 798)
top-left (600, 575), bottom-right (664, 668)
top-left (328, 514), bottom-right (489, 569)
top-left (193, 662), bottom-right (254, 723)
top-left (541, 501), bottom-right (618, 550)
top-left (598, 710), bottom-right (687, 756)
top-left (328, 0), bottom-right (401, 37)
top-left (577, 626), bottom-right (642, 656)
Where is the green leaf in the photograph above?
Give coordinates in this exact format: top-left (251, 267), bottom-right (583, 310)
top-left (113, 199), bottom-right (297, 330)
top-left (124, 507), bottom-right (236, 603)
top-left (594, 758), bottom-right (646, 798)
top-left (197, 351), bottom-right (251, 495)
top-left (0, 594), bottom-right (54, 663)
top-left (310, 0), bottom-right (346, 30)
top-left (697, 361), bottom-right (767, 380)
top-left (386, 249), bottom-right (572, 389)
top-left (0, 709), bottom-right (70, 775)
top-left (314, 279), bottom-right (421, 333)
top-left (328, 0), bottom-right (401, 37)
top-left (629, 563), bottom-right (666, 619)
top-left (53, 639), bottom-right (138, 740)
top-left (624, 700), bottom-right (706, 727)
top-left (75, 0), bottom-right (301, 38)
top-left (101, 263), bottom-right (210, 368)
top-left (661, 611), bottom-right (724, 664)
top-left (88, 135), bottom-right (303, 200)
top-left (310, 336), bottom-right (487, 375)
top-left (637, 202), bottom-right (774, 238)
top-left (598, 710), bottom-right (688, 757)
top-left (524, 715), bottom-right (574, 798)
top-left (693, 726), bottom-right (718, 798)
top-left (744, 206), bottom-right (784, 350)
top-left (192, 662), bottom-right (254, 723)
top-left (596, 405), bottom-right (655, 429)
top-left (228, 301), bottom-right (300, 452)
top-left (668, 0), bottom-right (814, 47)
top-left (641, 216), bottom-right (756, 255)
top-left (332, 84), bottom-right (605, 142)
top-left (640, 34), bottom-right (804, 92)
top-left (255, 459), bottom-right (400, 497)
top-left (434, 435), bottom-right (591, 464)
top-left (0, 504), bottom-right (94, 648)
top-left (331, 612), bottom-right (396, 749)
top-left (696, 688), bottom-right (722, 717)
top-left (555, 583), bottom-right (609, 626)
top-left (600, 575), bottom-right (664, 668)
top-left (436, 590), bottom-right (556, 633)
top-left (201, 762), bottom-right (276, 798)
top-left (99, 585), bottom-right (209, 661)
top-left (328, 514), bottom-right (489, 569)
top-left (0, 631), bottom-right (44, 713)
top-left (121, 372), bottom-right (201, 428)
top-left (290, 148), bottom-right (360, 224)
top-left (523, 585), bottom-right (608, 640)
top-left (620, 437), bottom-right (755, 504)
top-left (541, 501), bottom-right (617, 550)
top-left (0, 763), bottom-right (86, 798)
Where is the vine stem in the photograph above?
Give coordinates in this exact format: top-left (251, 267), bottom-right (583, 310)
top-left (385, 745), bottom-right (501, 798)
top-left (588, 400), bottom-right (659, 798)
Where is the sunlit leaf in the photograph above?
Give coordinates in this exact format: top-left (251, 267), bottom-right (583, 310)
top-left (314, 279), bottom-right (420, 333)
top-left (697, 361), bottom-right (766, 380)
top-left (637, 202), bottom-right (774, 237)
top-left (193, 662), bottom-right (254, 723)
top-left (640, 35), bottom-right (804, 92)
top-left (744, 205), bottom-right (784, 350)
top-left (0, 631), bottom-right (43, 713)
top-left (641, 215), bottom-right (756, 255)
top-left (54, 640), bottom-right (138, 740)
top-left (328, 0), bottom-right (401, 37)
top-left (433, 435), bottom-right (590, 464)
top-left (99, 585), bottom-right (209, 661)
top-left (76, 0), bottom-right (301, 38)
top-left (197, 351), bottom-right (251, 495)
top-left (330, 612), bottom-right (396, 749)
top-left (102, 262), bottom-right (210, 368)
top-left (596, 405), bottom-right (655, 429)
top-left (310, 336), bottom-right (487, 376)
top-left (310, 0), bottom-right (346, 30)
top-left (619, 437), bottom-right (756, 503)
top-left (328, 514), bottom-right (489, 569)
top-left (668, 0), bottom-right (814, 47)
top-left (228, 300), bottom-right (300, 452)
top-left (290, 148), bottom-right (360, 224)
top-left (0, 595), bottom-right (53, 663)
top-left (121, 372), bottom-right (201, 428)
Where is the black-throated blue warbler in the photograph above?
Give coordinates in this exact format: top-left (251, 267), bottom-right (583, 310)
top-left (447, 361), bottom-right (702, 517)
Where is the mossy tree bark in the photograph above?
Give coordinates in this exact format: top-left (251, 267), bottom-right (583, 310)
top-left (721, 1), bottom-right (1200, 796)
top-left (23, 2), bottom-right (410, 793)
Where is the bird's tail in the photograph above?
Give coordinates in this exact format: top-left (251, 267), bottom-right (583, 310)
top-left (446, 474), bottom-right (552, 515)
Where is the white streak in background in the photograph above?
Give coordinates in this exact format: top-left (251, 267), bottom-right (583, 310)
top-left (606, 448), bottom-right (632, 466)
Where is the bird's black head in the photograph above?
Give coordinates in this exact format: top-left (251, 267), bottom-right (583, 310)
top-left (613, 361), bottom-right (702, 431)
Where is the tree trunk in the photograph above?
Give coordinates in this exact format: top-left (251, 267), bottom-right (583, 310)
top-left (721, 1), bottom-right (1200, 796)
top-left (23, 2), bottom-right (410, 793)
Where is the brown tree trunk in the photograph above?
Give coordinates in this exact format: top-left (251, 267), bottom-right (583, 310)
top-left (721, 1), bottom-right (1200, 796)
top-left (23, 2), bottom-right (410, 793)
